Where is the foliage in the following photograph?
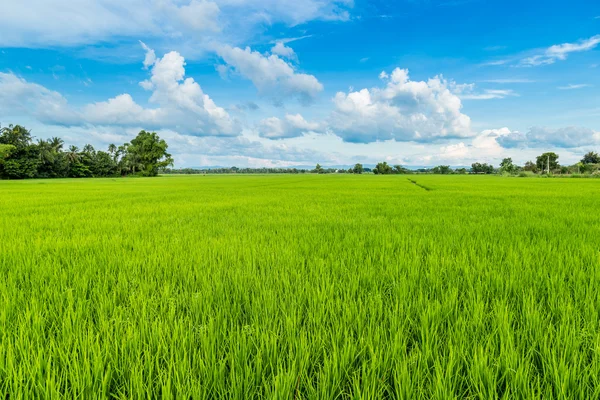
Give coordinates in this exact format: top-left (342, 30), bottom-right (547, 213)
top-left (536, 152), bottom-right (559, 172)
top-left (2, 175), bottom-right (600, 397)
top-left (523, 161), bottom-right (538, 173)
top-left (581, 151), bottom-right (600, 164)
top-left (0, 125), bottom-right (173, 179)
top-left (470, 162), bottom-right (495, 174)
top-left (432, 165), bottom-right (452, 174)
top-left (499, 157), bottom-right (518, 174)
top-left (373, 161), bottom-right (393, 174)
top-left (126, 130), bottom-right (173, 176)
top-left (353, 163), bottom-right (364, 174)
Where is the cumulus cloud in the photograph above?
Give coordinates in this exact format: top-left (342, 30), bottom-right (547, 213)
top-left (521, 35), bottom-right (600, 66)
top-left (498, 126), bottom-right (600, 149)
top-left (258, 114), bottom-right (321, 139)
top-left (430, 128), bottom-right (512, 163)
top-left (328, 68), bottom-right (472, 143)
top-left (217, 45), bottom-right (323, 104)
top-left (0, 0), bottom-right (352, 48)
top-left (0, 45), bottom-right (238, 137)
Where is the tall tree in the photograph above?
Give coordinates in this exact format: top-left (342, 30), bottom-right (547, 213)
top-left (353, 163), bottom-right (364, 174)
top-left (500, 157), bottom-right (516, 174)
top-left (126, 131), bottom-right (173, 176)
top-left (536, 152), bottom-right (559, 172)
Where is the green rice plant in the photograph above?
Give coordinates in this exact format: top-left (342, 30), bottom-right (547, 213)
top-left (1, 175), bottom-right (600, 398)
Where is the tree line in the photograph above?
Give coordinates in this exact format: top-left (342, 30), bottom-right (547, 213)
top-left (0, 125), bottom-right (173, 179)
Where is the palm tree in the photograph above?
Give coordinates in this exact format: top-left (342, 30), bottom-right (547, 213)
top-left (67, 145), bottom-right (79, 163)
top-left (49, 137), bottom-right (64, 152)
top-left (37, 139), bottom-right (54, 164)
top-left (82, 144), bottom-right (95, 155)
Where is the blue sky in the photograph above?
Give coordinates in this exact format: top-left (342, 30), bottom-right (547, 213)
top-left (1, 0), bottom-right (599, 167)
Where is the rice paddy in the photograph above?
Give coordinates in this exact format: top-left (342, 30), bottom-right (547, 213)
top-left (1, 174), bottom-right (600, 398)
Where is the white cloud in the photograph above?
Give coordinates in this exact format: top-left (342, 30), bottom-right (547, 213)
top-left (258, 114), bottom-right (321, 139)
top-left (432, 128), bottom-right (511, 163)
top-left (521, 35), bottom-right (600, 66)
top-left (0, 45), bottom-right (238, 137)
top-left (460, 89), bottom-right (518, 100)
top-left (498, 126), bottom-right (600, 149)
top-left (157, 129), bottom-right (337, 167)
top-left (217, 45), bottom-right (323, 104)
top-left (271, 42), bottom-right (297, 61)
top-left (0, 0), bottom-right (352, 48)
top-left (329, 68), bottom-right (472, 143)
top-left (0, 72), bottom-right (78, 124)
top-left (140, 41), bottom-right (157, 69)
top-left (557, 84), bottom-right (592, 90)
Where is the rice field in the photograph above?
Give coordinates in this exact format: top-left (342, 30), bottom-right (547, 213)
top-left (1, 174), bottom-right (600, 399)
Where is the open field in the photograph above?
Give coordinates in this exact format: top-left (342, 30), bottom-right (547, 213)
top-left (1, 175), bottom-right (600, 398)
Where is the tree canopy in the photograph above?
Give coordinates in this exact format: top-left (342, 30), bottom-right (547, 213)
top-left (0, 126), bottom-right (173, 180)
top-left (536, 152), bottom-right (559, 172)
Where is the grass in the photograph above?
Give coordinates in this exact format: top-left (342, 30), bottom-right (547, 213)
top-left (1, 174), bottom-right (600, 398)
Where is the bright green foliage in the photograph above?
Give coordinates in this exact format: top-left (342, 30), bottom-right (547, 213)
top-left (1, 175), bottom-right (600, 398)
top-left (500, 157), bottom-right (517, 174)
top-left (0, 144), bottom-right (16, 164)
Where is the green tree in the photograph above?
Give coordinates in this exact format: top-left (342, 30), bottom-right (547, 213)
top-left (374, 161), bottom-right (393, 175)
top-left (471, 162), bottom-right (495, 174)
top-left (353, 163), bottom-right (364, 174)
top-left (523, 161), bottom-right (537, 173)
top-left (393, 165), bottom-right (410, 174)
top-left (0, 124), bottom-right (32, 149)
top-left (314, 163), bottom-right (324, 174)
top-left (500, 157), bottom-right (517, 174)
top-left (126, 131), bottom-right (173, 176)
top-left (432, 165), bottom-right (452, 174)
top-left (536, 152), bottom-right (559, 173)
top-left (581, 151), bottom-right (600, 164)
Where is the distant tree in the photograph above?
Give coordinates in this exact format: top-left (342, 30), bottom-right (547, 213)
top-left (471, 162), bottom-right (494, 174)
top-left (393, 165), bottom-right (410, 174)
top-left (536, 152), bottom-right (559, 173)
top-left (374, 161), bottom-right (393, 175)
top-left (353, 163), bottom-right (364, 174)
top-left (499, 157), bottom-right (517, 174)
top-left (581, 151), bottom-right (600, 165)
top-left (523, 161), bottom-right (537, 173)
top-left (314, 163), bottom-right (324, 174)
top-left (432, 165), bottom-right (452, 175)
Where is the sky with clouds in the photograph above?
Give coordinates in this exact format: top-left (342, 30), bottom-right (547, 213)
top-left (0, 0), bottom-right (599, 167)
